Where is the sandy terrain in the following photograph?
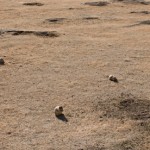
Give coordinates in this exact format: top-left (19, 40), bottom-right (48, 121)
top-left (0, 0), bottom-right (150, 149)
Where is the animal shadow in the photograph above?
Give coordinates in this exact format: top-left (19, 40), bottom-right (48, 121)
top-left (56, 114), bottom-right (68, 122)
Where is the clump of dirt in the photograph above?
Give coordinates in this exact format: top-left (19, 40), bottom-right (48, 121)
top-left (83, 17), bottom-right (99, 20)
top-left (68, 7), bottom-right (83, 10)
top-left (112, 0), bottom-right (150, 5)
top-left (34, 31), bottom-right (59, 37)
top-left (84, 1), bottom-right (109, 6)
top-left (137, 120), bottom-right (150, 132)
top-left (44, 18), bottom-right (66, 23)
top-left (115, 140), bottom-right (136, 150)
top-left (127, 20), bottom-right (150, 27)
top-left (84, 145), bottom-right (106, 150)
top-left (85, 0), bottom-right (150, 5)
top-left (130, 11), bottom-right (150, 14)
top-left (0, 30), bottom-right (59, 37)
top-left (139, 20), bottom-right (150, 25)
top-left (23, 2), bottom-right (44, 6)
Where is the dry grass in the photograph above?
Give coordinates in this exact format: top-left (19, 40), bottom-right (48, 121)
top-left (0, 0), bottom-right (150, 149)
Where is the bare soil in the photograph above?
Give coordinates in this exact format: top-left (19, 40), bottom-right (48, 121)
top-left (0, 0), bottom-right (150, 149)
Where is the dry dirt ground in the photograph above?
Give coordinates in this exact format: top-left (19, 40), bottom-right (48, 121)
top-left (0, 0), bottom-right (150, 149)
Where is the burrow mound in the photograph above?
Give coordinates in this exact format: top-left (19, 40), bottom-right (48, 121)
top-left (84, 1), bottom-right (109, 6)
top-left (119, 98), bottom-right (150, 120)
top-left (0, 30), bottom-right (59, 37)
top-left (44, 17), bottom-right (100, 25)
top-left (112, 0), bottom-right (150, 5)
top-left (83, 17), bottom-right (99, 20)
top-left (139, 20), bottom-right (150, 25)
top-left (128, 20), bottom-right (150, 27)
top-left (44, 18), bottom-right (66, 23)
top-left (23, 2), bottom-right (44, 6)
top-left (130, 11), bottom-right (150, 14)
top-left (94, 93), bottom-right (150, 121)
top-left (84, 0), bottom-right (150, 6)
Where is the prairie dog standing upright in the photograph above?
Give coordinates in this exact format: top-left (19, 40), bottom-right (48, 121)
top-left (54, 106), bottom-right (63, 116)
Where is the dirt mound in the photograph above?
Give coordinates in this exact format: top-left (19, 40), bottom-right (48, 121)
top-left (127, 20), bottom-right (150, 27)
top-left (119, 98), bottom-right (150, 120)
top-left (130, 11), bottom-right (150, 14)
top-left (84, 0), bottom-right (150, 5)
top-left (113, 0), bottom-right (150, 5)
top-left (84, 1), bottom-right (109, 6)
top-left (83, 17), bottom-right (99, 20)
top-left (44, 18), bottom-right (66, 23)
top-left (0, 30), bottom-right (59, 37)
top-left (95, 93), bottom-right (150, 120)
top-left (23, 2), bottom-right (44, 6)
top-left (139, 20), bottom-right (150, 25)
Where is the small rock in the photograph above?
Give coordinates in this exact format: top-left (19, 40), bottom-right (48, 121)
top-left (109, 75), bottom-right (118, 83)
top-left (6, 132), bottom-right (12, 135)
top-left (54, 106), bottom-right (63, 116)
top-left (0, 58), bottom-right (5, 65)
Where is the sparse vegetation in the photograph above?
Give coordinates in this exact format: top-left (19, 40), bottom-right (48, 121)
top-left (0, 0), bottom-right (150, 149)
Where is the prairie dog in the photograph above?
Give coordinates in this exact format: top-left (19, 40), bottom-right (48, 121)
top-left (54, 106), bottom-right (63, 116)
top-left (109, 75), bottom-right (118, 83)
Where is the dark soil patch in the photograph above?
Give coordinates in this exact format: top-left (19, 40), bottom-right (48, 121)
top-left (130, 11), bottom-right (150, 14)
top-left (119, 98), bottom-right (150, 120)
top-left (84, 146), bottom-right (106, 150)
top-left (34, 31), bottom-right (59, 37)
top-left (137, 120), bottom-right (150, 132)
top-left (127, 20), bottom-right (150, 27)
top-left (115, 140), bottom-right (135, 150)
top-left (0, 30), bottom-right (59, 37)
top-left (94, 94), bottom-right (150, 150)
top-left (84, 1), bottom-right (109, 6)
top-left (95, 94), bottom-right (150, 120)
top-left (45, 18), bottom-right (66, 23)
top-left (68, 7), bottom-right (83, 10)
top-left (139, 20), bottom-right (150, 25)
top-left (23, 2), bottom-right (44, 6)
top-left (83, 17), bottom-right (99, 20)
top-left (113, 0), bottom-right (150, 5)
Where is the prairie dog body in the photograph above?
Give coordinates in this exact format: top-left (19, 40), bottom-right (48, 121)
top-left (109, 75), bottom-right (118, 83)
top-left (54, 106), bottom-right (63, 116)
